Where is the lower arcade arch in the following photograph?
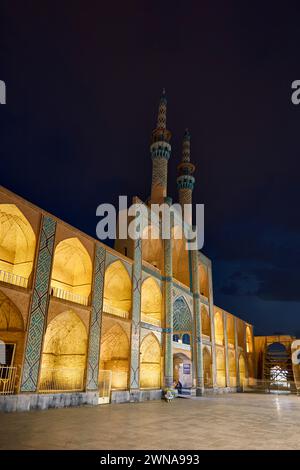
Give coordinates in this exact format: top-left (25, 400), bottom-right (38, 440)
top-left (239, 354), bottom-right (247, 387)
top-left (216, 348), bottom-right (226, 387)
top-left (99, 322), bottom-right (129, 389)
top-left (39, 311), bottom-right (88, 392)
top-left (173, 352), bottom-right (192, 389)
top-left (140, 333), bottom-right (161, 389)
top-left (203, 347), bottom-right (213, 388)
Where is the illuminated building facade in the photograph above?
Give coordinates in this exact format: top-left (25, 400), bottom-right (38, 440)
top-left (0, 91), bottom-right (288, 412)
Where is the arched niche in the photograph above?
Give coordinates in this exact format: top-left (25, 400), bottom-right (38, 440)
top-left (227, 315), bottom-right (235, 346)
top-left (140, 333), bottom-right (161, 389)
top-left (172, 225), bottom-right (190, 287)
top-left (0, 290), bottom-right (24, 372)
top-left (216, 348), bottom-right (226, 387)
top-left (39, 310), bottom-right (87, 391)
top-left (141, 277), bottom-right (162, 326)
top-left (103, 260), bottom-right (132, 319)
top-left (142, 225), bottom-right (163, 270)
top-left (201, 306), bottom-right (211, 338)
top-left (51, 237), bottom-right (92, 306)
top-left (199, 264), bottom-right (209, 298)
top-left (0, 204), bottom-right (36, 287)
top-left (237, 319), bottom-right (244, 347)
top-left (99, 322), bottom-right (129, 389)
top-left (214, 311), bottom-right (224, 345)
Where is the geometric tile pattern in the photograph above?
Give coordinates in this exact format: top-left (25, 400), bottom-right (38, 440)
top-left (20, 216), bottom-right (57, 392)
top-left (173, 296), bottom-right (193, 332)
top-left (130, 237), bottom-right (142, 390)
top-left (164, 237), bottom-right (173, 387)
top-left (86, 245), bottom-right (106, 391)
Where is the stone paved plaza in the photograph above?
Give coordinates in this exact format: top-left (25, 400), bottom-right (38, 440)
top-left (0, 393), bottom-right (299, 450)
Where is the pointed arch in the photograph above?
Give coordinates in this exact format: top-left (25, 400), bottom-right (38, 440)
top-left (0, 204), bottom-right (36, 287)
top-left (201, 306), bottom-right (211, 338)
top-left (51, 237), bottom-right (92, 305)
top-left (141, 277), bottom-right (162, 326)
top-left (229, 349), bottom-right (236, 386)
top-left (39, 310), bottom-right (87, 391)
top-left (216, 348), bottom-right (226, 387)
top-left (214, 310), bottom-right (224, 345)
top-left (99, 321), bottom-right (129, 389)
top-left (142, 224), bottom-right (163, 270)
top-left (140, 333), bottom-right (161, 389)
top-left (103, 260), bottom-right (132, 318)
top-left (173, 296), bottom-right (192, 332)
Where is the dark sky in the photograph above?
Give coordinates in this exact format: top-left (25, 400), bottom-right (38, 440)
top-left (1, 1), bottom-right (300, 336)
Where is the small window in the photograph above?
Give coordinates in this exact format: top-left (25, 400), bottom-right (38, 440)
top-left (124, 247), bottom-right (128, 256)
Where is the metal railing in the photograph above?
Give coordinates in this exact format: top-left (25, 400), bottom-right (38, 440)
top-left (0, 366), bottom-right (17, 395)
top-left (0, 270), bottom-right (28, 288)
top-left (39, 367), bottom-right (85, 393)
top-left (103, 302), bottom-right (129, 319)
top-left (51, 286), bottom-right (89, 306)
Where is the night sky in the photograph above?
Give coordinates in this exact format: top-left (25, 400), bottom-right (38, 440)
top-left (1, 1), bottom-right (300, 336)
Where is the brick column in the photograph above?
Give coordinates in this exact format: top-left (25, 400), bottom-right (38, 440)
top-left (20, 216), bottom-right (56, 392)
top-left (164, 236), bottom-right (173, 388)
top-left (129, 237), bottom-right (142, 394)
top-left (234, 317), bottom-right (240, 389)
top-left (223, 313), bottom-right (230, 387)
top-left (207, 264), bottom-right (217, 388)
top-left (86, 245), bottom-right (106, 391)
top-left (191, 250), bottom-right (204, 395)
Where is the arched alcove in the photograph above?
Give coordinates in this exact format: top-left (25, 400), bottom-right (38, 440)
top-left (237, 319), bottom-right (244, 347)
top-left (201, 306), bottom-right (211, 338)
top-left (214, 311), bottom-right (224, 345)
top-left (99, 322), bottom-right (129, 389)
top-left (0, 290), bottom-right (24, 373)
top-left (199, 264), bottom-right (209, 298)
top-left (140, 333), bottom-right (161, 389)
top-left (39, 310), bottom-right (87, 391)
top-left (227, 315), bottom-right (235, 346)
top-left (103, 261), bottom-right (132, 319)
top-left (51, 238), bottom-right (92, 306)
top-left (0, 204), bottom-right (36, 287)
top-left (172, 225), bottom-right (190, 287)
top-left (142, 225), bottom-right (163, 270)
top-left (141, 277), bottom-right (162, 326)
top-left (0, 291), bottom-right (24, 331)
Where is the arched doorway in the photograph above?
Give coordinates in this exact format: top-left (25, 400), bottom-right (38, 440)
top-left (0, 204), bottom-right (36, 288)
top-left (39, 311), bottom-right (87, 392)
top-left (265, 342), bottom-right (293, 389)
top-left (203, 347), bottom-right (212, 388)
top-left (173, 353), bottom-right (192, 389)
top-left (173, 296), bottom-right (193, 389)
top-left (141, 277), bottom-right (162, 326)
top-left (99, 321), bottom-right (129, 389)
top-left (201, 306), bottom-right (211, 339)
top-left (51, 238), bottom-right (92, 306)
top-left (140, 334), bottom-right (161, 389)
top-left (103, 261), bottom-right (132, 319)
